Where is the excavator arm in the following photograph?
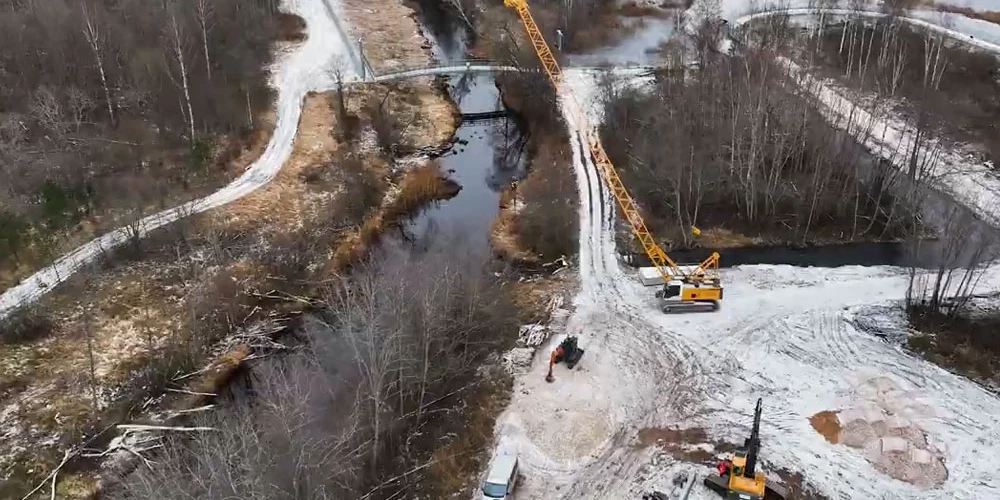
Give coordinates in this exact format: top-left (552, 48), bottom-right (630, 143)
top-left (502, 0), bottom-right (722, 306)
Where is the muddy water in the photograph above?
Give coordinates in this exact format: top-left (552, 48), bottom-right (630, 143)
top-left (406, 15), bottom-right (526, 250)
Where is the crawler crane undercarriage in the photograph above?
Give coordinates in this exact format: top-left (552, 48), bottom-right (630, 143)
top-left (502, 0), bottom-right (723, 313)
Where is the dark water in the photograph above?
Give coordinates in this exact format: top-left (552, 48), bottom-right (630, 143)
top-left (639, 241), bottom-right (927, 269)
top-left (625, 174), bottom-right (1000, 271)
top-left (406, 14), bottom-right (527, 250)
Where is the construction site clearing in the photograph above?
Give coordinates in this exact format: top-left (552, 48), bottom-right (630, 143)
top-left (491, 0), bottom-right (1000, 498)
top-left (4, 0), bottom-right (1000, 498)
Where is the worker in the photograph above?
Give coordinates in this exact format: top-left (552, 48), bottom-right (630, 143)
top-left (716, 459), bottom-right (732, 477)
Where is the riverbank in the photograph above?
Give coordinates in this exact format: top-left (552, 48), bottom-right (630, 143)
top-left (28, 1), bottom-right (544, 498)
top-left (0, 24), bottom-right (462, 500)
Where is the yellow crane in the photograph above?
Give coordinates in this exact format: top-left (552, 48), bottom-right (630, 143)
top-left (503, 0), bottom-right (723, 313)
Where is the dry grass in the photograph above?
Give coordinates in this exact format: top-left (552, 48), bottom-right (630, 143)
top-left (394, 164), bottom-right (460, 214)
top-left (637, 426), bottom-right (709, 447)
top-left (908, 308), bottom-right (1000, 384)
top-left (329, 163), bottom-right (459, 273)
top-left (210, 92), bottom-right (342, 233)
top-left (635, 426), bottom-right (732, 463)
top-left (368, 82), bottom-right (459, 150)
top-left (696, 227), bottom-right (756, 248)
top-left (491, 211), bottom-right (540, 264)
top-left (340, 0), bottom-right (432, 70)
top-left (426, 376), bottom-right (512, 497)
top-left (490, 184), bottom-right (542, 265)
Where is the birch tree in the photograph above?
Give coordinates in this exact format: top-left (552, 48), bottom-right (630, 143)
top-left (196, 0), bottom-right (214, 81)
top-left (82, 2), bottom-right (115, 125)
top-left (165, 9), bottom-right (196, 143)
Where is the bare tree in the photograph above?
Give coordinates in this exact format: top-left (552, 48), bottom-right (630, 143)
top-left (600, 29), bottom-right (917, 246)
top-left (81, 303), bottom-right (100, 415)
top-left (65, 86), bottom-right (94, 133)
top-left (108, 239), bottom-right (516, 499)
top-left (196, 0), bottom-right (214, 81)
top-left (446, 0), bottom-right (475, 31)
top-left (327, 57), bottom-right (351, 140)
top-left (82, 2), bottom-right (115, 125)
top-left (165, 8), bottom-right (196, 143)
top-left (907, 205), bottom-right (999, 317)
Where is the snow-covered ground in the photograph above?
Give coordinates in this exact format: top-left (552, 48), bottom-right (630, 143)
top-left (694, 0), bottom-right (1000, 47)
top-left (493, 62), bottom-right (1000, 500)
top-left (0, 0), bottom-right (359, 320)
top-left (935, 0), bottom-right (1000, 11)
top-left (491, 3), bottom-right (1000, 498)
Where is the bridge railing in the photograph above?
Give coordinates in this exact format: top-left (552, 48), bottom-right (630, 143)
top-left (363, 57), bottom-right (660, 82)
top-left (364, 59), bottom-right (497, 79)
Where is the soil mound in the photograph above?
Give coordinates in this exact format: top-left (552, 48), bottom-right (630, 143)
top-left (811, 377), bottom-right (948, 487)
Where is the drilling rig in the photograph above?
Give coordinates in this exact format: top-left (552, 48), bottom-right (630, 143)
top-left (704, 398), bottom-right (788, 500)
top-left (502, 0), bottom-right (723, 313)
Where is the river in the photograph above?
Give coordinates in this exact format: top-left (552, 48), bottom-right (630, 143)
top-left (405, 5), bottom-right (527, 250)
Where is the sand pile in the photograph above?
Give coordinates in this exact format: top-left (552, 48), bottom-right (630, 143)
top-left (809, 377), bottom-right (948, 487)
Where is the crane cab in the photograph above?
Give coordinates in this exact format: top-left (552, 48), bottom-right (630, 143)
top-left (656, 281), bottom-right (722, 313)
top-left (725, 451), bottom-right (767, 499)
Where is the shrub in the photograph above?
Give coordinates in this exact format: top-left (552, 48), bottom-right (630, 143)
top-left (0, 306), bottom-right (54, 344)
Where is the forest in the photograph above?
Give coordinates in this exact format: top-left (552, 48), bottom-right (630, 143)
top-left (808, 16), bottom-right (1000, 166)
top-left (0, 0), bottom-right (285, 282)
top-left (106, 242), bottom-right (519, 500)
top-left (599, 21), bottom-right (921, 249)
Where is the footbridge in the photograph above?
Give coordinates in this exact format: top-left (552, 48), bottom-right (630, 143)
top-left (363, 59), bottom-right (659, 82)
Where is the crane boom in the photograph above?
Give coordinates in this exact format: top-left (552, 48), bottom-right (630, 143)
top-left (502, 0), bottom-right (722, 295)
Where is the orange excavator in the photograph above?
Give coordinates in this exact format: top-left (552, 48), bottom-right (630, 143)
top-left (502, 0), bottom-right (723, 314)
top-left (545, 335), bottom-right (583, 382)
